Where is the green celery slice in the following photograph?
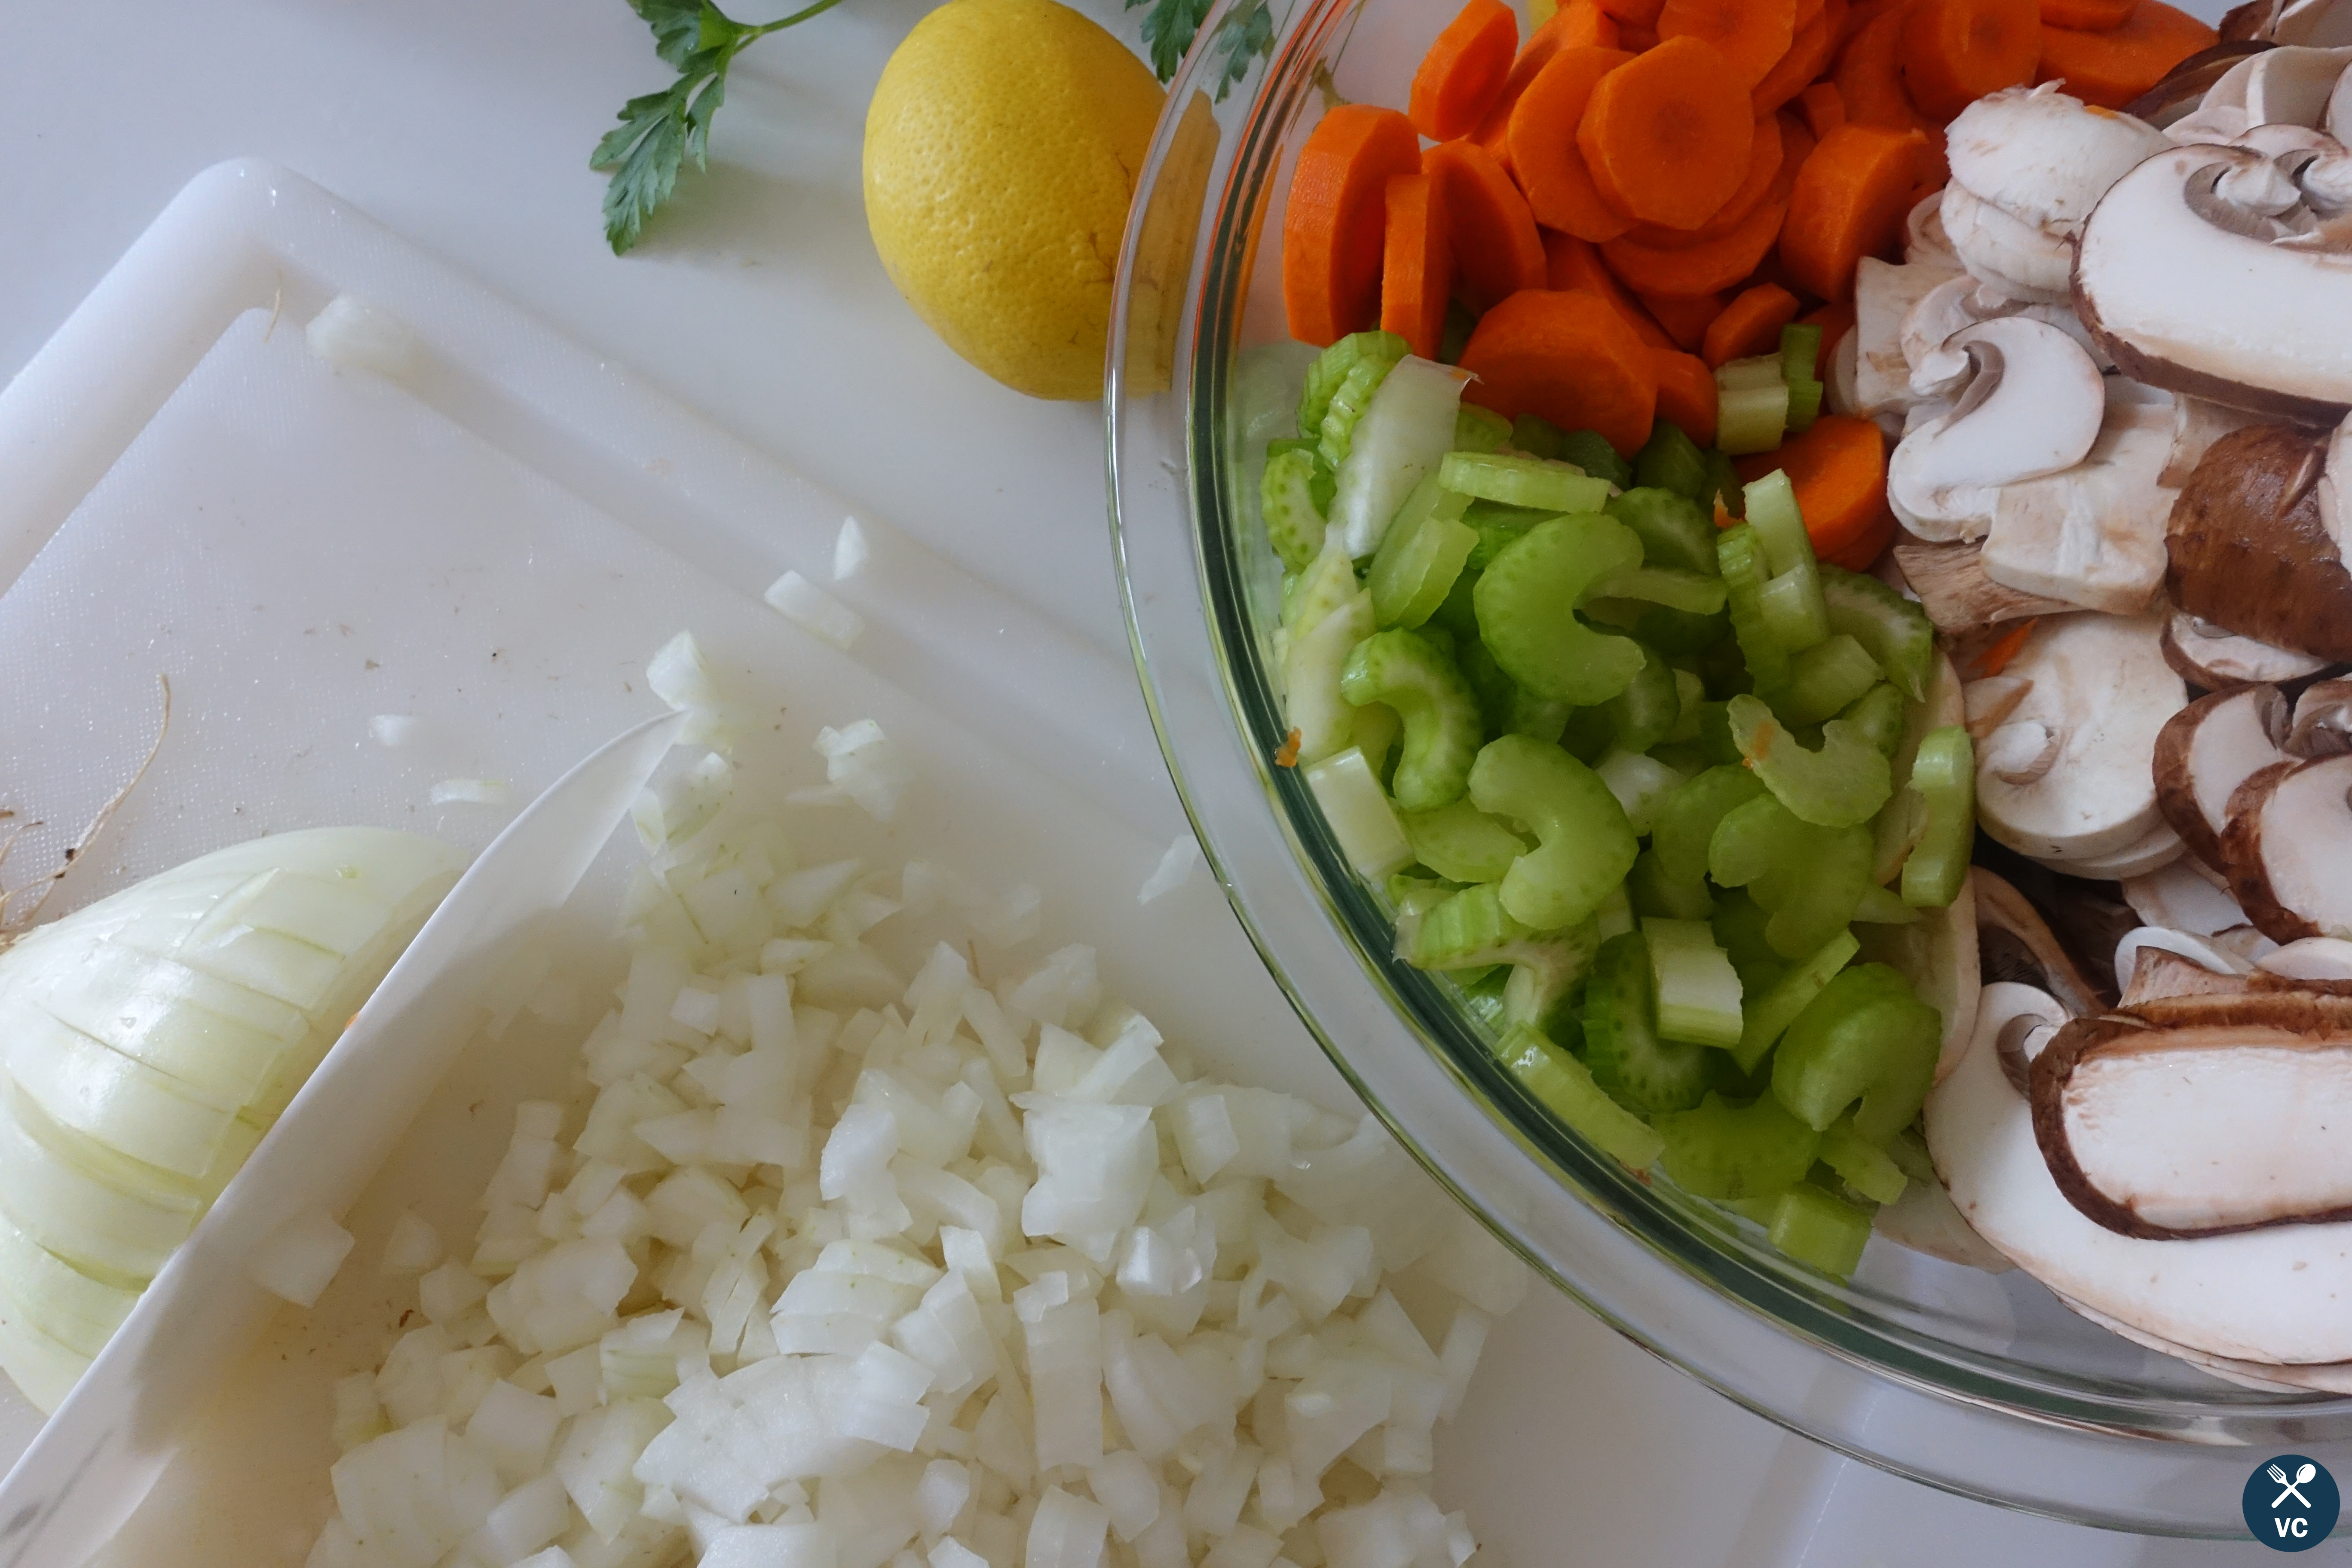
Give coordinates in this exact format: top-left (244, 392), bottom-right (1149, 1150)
top-left (1403, 800), bottom-right (1530, 884)
top-left (1475, 515), bottom-right (1648, 704)
top-left (1550, 428), bottom-right (1634, 491)
top-left (1732, 928), bottom-right (1859, 1072)
top-left (1495, 1024), bottom-right (1663, 1170)
top-left (1627, 848), bottom-right (1715, 921)
top-left (1654, 1092), bottom-right (1821, 1200)
top-left (1298, 330), bottom-right (1408, 437)
top-left (1302, 747), bottom-right (1412, 879)
top-left (1716, 380), bottom-right (1789, 456)
top-left (1727, 693), bottom-right (1893, 827)
top-left (1604, 645), bottom-right (1681, 755)
top-left (1717, 526), bottom-right (1791, 695)
top-left (1584, 931), bottom-right (1709, 1114)
top-left (1755, 559), bottom-right (1830, 650)
top-left (1838, 683), bottom-right (1906, 758)
top-left (1767, 1182), bottom-right (1872, 1277)
top-left (1439, 451), bottom-right (1614, 512)
top-left (1743, 469), bottom-right (1810, 576)
top-left (1709, 793), bottom-right (1874, 960)
top-left (1596, 566), bottom-right (1729, 618)
top-left (1367, 480), bottom-right (1478, 629)
top-left (1771, 962), bottom-right (1940, 1141)
top-left (1339, 629), bottom-right (1482, 812)
top-left (1633, 420), bottom-right (1714, 502)
top-left (1261, 445), bottom-right (1329, 572)
top-left (1454, 404), bottom-right (1513, 453)
top-left (1604, 487), bottom-right (1721, 576)
top-left (1644, 917), bottom-right (1745, 1049)
top-left (1778, 634), bottom-right (1883, 725)
top-left (1820, 1113), bottom-right (1907, 1204)
top-left (1652, 765), bottom-right (1768, 886)
top-left (1468, 735), bottom-right (1638, 932)
top-left (1820, 564), bottom-right (1934, 701)
top-left (1901, 726), bottom-right (1975, 908)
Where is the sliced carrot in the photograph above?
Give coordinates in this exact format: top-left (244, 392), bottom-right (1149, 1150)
top-left (1799, 80), bottom-right (1848, 136)
top-left (1510, 47), bottom-right (1640, 240)
top-left (1975, 617), bottom-right (2037, 677)
top-left (1795, 0), bottom-right (1828, 27)
top-left (2036, 1), bottom-right (2214, 106)
top-left (1623, 113), bottom-right (1783, 245)
top-left (1548, 0), bottom-right (1627, 48)
top-left (1702, 282), bottom-right (1801, 365)
top-left (1606, 196), bottom-right (1789, 296)
top-left (1776, 107), bottom-right (1818, 184)
top-left (1839, 0), bottom-right (1912, 45)
top-left (1425, 140), bottom-right (1549, 312)
top-left (1578, 38), bottom-right (1758, 229)
top-left (1798, 298), bottom-right (1857, 380)
top-left (1899, 0), bottom-right (2040, 118)
top-left (1600, 0), bottom-right (1669, 24)
top-left (1732, 415), bottom-right (1890, 562)
top-left (1412, 0), bottom-right (1522, 141)
top-left (1620, 21), bottom-right (1663, 46)
top-left (1652, 348), bottom-right (1722, 445)
top-left (1459, 289), bottom-right (1662, 455)
top-left (1778, 123), bottom-right (1927, 302)
top-left (1283, 106), bottom-right (1424, 346)
top-left (1472, 0), bottom-right (1622, 162)
top-left (1635, 288), bottom-right (1730, 350)
top-left (1835, 3), bottom-right (1930, 127)
top-left (1381, 174), bottom-right (1454, 361)
top-left (1658, 0), bottom-right (1800, 88)
top-left (1544, 229), bottom-right (1680, 348)
top-left (2040, 0), bottom-right (2135, 26)
top-left (1751, 0), bottom-right (1845, 111)
top-left (1822, 508), bottom-right (1898, 569)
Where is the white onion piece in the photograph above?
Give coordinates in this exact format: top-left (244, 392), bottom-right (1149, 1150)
top-left (764, 570), bottom-right (865, 652)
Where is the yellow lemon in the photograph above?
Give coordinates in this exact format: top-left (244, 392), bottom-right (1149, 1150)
top-left (864, 0), bottom-right (1165, 400)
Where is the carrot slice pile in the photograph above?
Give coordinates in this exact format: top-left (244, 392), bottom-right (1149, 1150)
top-left (1509, 46), bottom-right (1639, 239)
top-left (1798, 299), bottom-right (1857, 379)
top-left (1543, 229), bottom-right (1679, 348)
top-left (1835, 3), bottom-right (1933, 127)
top-left (1606, 195), bottom-right (1789, 295)
top-left (1799, 79), bottom-right (1847, 135)
top-left (1652, 347), bottom-right (1722, 445)
top-left (1751, 0), bottom-right (1847, 110)
top-left (1473, 0), bottom-right (1622, 169)
top-left (1637, 288), bottom-right (1730, 350)
top-left (1282, 105), bottom-right (1423, 345)
top-left (1600, 0), bottom-right (1670, 24)
top-left (1411, 0), bottom-right (1523, 141)
top-left (1899, 0), bottom-right (2040, 118)
top-left (1778, 122), bottom-right (1928, 300)
top-left (1657, 0), bottom-right (1801, 88)
top-left (1702, 282), bottom-right (1801, 364)
top-left (1623, 112), bottom-right (1784, 245)
top-left (2039, 0), bottom-right (2135, 28)
top-left (1579, 37), bottom-right (1758, 228)
top-left (1425, 140), bottom-right (1550, 311)
top-left (1733, 414), bottom-right (1890, 563)
top-left (1381, 174), bottom-right (1455, 361)
top-left (2036, 0), bottom-right (2212, 106)
top-left (1459, 289), bottom-right (1661, 454)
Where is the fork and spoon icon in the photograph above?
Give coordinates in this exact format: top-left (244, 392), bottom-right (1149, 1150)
top-left (2271, 1462), bottom-right (2320, 1509)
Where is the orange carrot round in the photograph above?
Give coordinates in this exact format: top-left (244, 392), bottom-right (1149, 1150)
top-left (1652, 348), bottom-right (1722, 445)
top-left (1605, 196), bottom-right (1788, 295)
top-left (1777, 122), bottom-right (1927, 302)
top-left (1510, 47), bottom-right (1639, 240)
top-left (1823, 508), bottom-right (1897, 570)
top-left (1544, 229), bottom-right (1679, 348)
top-left (1751, 0), bottom-right (1845, 111)
top-left (1381, 174), bottom-right (1455, 361)
top-left (1733, 415), bottom-right (1890, 563)
top-left (1577, 38), bottom-right (1758, 229)
top-left (1635, 287), bottom-right (1730, 350)
top-left (2036, 1), bottom-right (2213, 106)
top-left (1473, 0), bottom-right (1623, 170)
top-left (1702, 282), bottom-right (1801, 365)
top-left (1426, 140), bottom-right (1549, 311)
top-left (2040, 0), bottom-right (2135, 27)
top-left (1282, 105), bottom-right (1423, 346)
top-left (1658, 0), bottom-right (1801, 88)
top-left (1836, 3), bottom-right (1932, 126)
top-left (1600, 0), bottom-right (1670, 24)
top-left (1623, 113), bottom-right (1783, 244)
top-left (1899, 0), bottom-right (2041, 119)
top-left (1799, 80), bottom-right (1848, 137)
top-left (1412, 0), bottom-right (1523, 141)
top-left (1458, 289), bottom-right (1661, 455)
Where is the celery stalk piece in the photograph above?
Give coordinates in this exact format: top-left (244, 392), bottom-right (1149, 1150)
top-left (1604, 646), bottom-right (1681, 756)
top-left (1314, 341), bottom-right (1408, 469)
top-left (1468, 735), bottom-right (1638, 932)
top-left (1767, 1182), bottom-right (1872, 1277)
top-left (1367, 480), bottom-right (1478, 629)
top-left (1462, 499), bottom-right (1551, 570)
top-left (1755, 559), bottom-right (1831, 650)
top-left (1594, 565), bottom-right (1729, 618)
top-left (1901, 725), bottom-right (1975, 908)
top-left (1633, 420), bottom-right (1713, 502)
top-left (1820, 565), bottom-right (1934, 701)
top-left (1339, 630), bottom-right (1483, 812)
top-left (1552, 428), bottom-right (1635, 491)
top-left (1353, 701), bottom-right (1401, 784)
top-left (1596, 884), bottom-right (1636, 940)
top-left (1654, 1092), bottom-right (1821, 1200)
top-left (1332, 357), bottom-right (1472, 559)
top-left (1715, 381), bottom-right (1789, 456)
top-left (1851, 884), bottom-right (1918, 924)
top-left (1475, 515), bottom-right (1648, 704)
top-left (1779, 322), bottom-right (1824, 391)
top-left (1604, 487), bottom-right (1720, 576)
top-left (1509, 413), bottom-right (1567, 460)
top-left (1784, 378), bottom-right (1824, 434)
top-left (1643, 918), bottom-right (1745, 1049)
top-left (1285, 531), bottom-right (1363, 636)
top-left (1743, 470), bottom-right (1810, 577)
top-left (1303, 747), bottom-right (1413, 880)
top-left (1454, 404), bottom-right (1513, 453)
top-left (1583, 931), bottom-right (1710, 1113)
top-left (1651, 764), bottom-right (1768, 885)
top-left (1777, 634), bottom-right (1884, 725)
top-left (1411, 888), bottom-right (1601, 1035)
top-left (1717, 354), bottom-right (1785, 393)
top-left (1717, 526), bottom-right (1792, 695)
top-left (1459, 639), bottom-right (1572, 744)
top-left (1727, 694), bottom-right (1893, 827)
top-left (1260, 445), bottom-right (1329, 572)
top-left (1668, 669), bottom-right (1707, 742)
top-left (1628, 848), bottom-right (1714, 921)
top-left (1286, 593), bottom-right (1374, 765)
top-left (1733, 928), bottom-right (1859, 1071)
top-left (1709, 793), bottom-right (1874, 959)
top-left (1403, 800), bottom-right (1531, 885)
top-left (1414, 882), bottom-right (1534, 969)
top-left (1820, 1113), bottom-right (1907, 1204)
top-left (1838, 683), bottom-right (1906, 758)
top-left (1593, 748), bottom-right (1687, 836)
top-left (1503, 925), bottom-right (1601, 1034)
top-left (1438, 451), bottom-right (1614, 513)
top-left (1771, 962), bottom-right (1940, 1141)
top-left (1298, 330), bottom-right (1409, 437)
top-left (1495, 1024), bottom-right (1663, 1170)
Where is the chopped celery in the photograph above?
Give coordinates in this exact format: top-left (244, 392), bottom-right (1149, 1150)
top-left (1654, 1092), bottom-right (1821, 1200)
top-left (1505, 920), bottom-right (1603, 1032)
top-left (1267, 435), bottom-right (1337, 510)
top-left (1785, 377), bottom-right (1824, 434)
top-left (1605, 487), bottom-right (1721, 576)
top-left (1261, 445), bottom-right (1329, 572)
top-left (1509, 413), bottom-right (1566, 460)
top-left (1819, 565), bottom-right (1933, 701)
top-left (1733, 928), bottom-right (1859, 1071)
top-left (1389, 876), bottom-right (1455, 962)
top-left (1709, 793), bottom-right (1874, 960)
top-left (1551, 428), bottom-right (1635, 492)
top-left (1414, 882), bottom-right (1533, 969)
top-left (1463, 499), bottom-right (1551, 569)
top-left (1316, 343), bottom-right (1409, 470)
top-left (1771, 962), bottom-right (1939, 1142)
top-left (1696, 700), bottom-right (1743, 764)
top-left (1367, 483), bottom-right (1478, 629)
top-left (1286, 531), bottom-right (1363, 636)
top-left (1475, 515), bottom-right (1648, 704)
top-left (1584, 931), bottom-right (1709, 1114)
top-left (1496, 1024), bottom-right (1663, 1170)
top-left (1838, 683), bottom-right (1906, 758)
top-left (1901, 726), bottom-right (1975, 908)
top-left (1596, 884), bottom-right (1636, 940)
top-left (1821, 1114), bottom-right (1907, 1204)
top-left (1715, 378), bottom-right (1789, 456)
top-left (1302, 747), bottom-right (1412, 879)
top-left (1298, 330), bottom-right (1409, 438)
top-left (1628, 848), bottom-right (1714, 921)
top-left (1285, 589), bottom-right (1374, 764)
top-left (1593, 748), bottom-right (1687, 836)
top-left (1455, 404), bottom-right (1513, 453)
top-left (1430, 568), bottom-right (1481, 639)
top-left (1558, 704), bottom-right (1615, 763)
top-left (1717, 355), bottom-right (1785, 392)
top-left (1727, 694), bottom-right (1893, 827)
top-left (1717, 526), bottom-right (1791, 695)
top-left (1353, 701), bottom-right (1400, 784)
top-left (1652, 764), bottom-right (1767, 885)
top-left (1778, 634), bottom-right (1883, 725)
top-left (1439, 451), bottom-right (1614, 513)
top-left (1851, 884), bottom-right (1917, 924)
top-left (1461, 639), bottom-right (1574, 745)
top-left (1403, 799), bottom-right (1530, 884)
top-left (1886, 1127), bottom-right (1937, 1185)
top-left (1767, 1182), bottom-right (1872, 1277)
top-left (1743, 471), bottom-right (1810, 576)
top-left (1711, 886), bottom-right (1780, 972)
top-left (1667, 669), bottom-right (1707, 741)
top-left (1595, 565), bottom-right (1728, 617)
top-left (1340, 630), bottom-right (1482, 812)
top-left (1755, 559), bottom-right (1830, 650)
top-left (1604, 646), bottom-right (1681, 755)
top-left (1468, 735), bottom-right (1638, 932)
top-left (1633, 420), bottom-right (1712, 502)
top-left (1644, 918), bottom-right (1745, 1049)
top-left (1780, 323), bottom-right (1825, 436)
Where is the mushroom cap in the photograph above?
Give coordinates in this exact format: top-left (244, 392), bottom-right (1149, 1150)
top-left (2151, 682), bottom-right (2290, 867)
top-left (2166, 423), bottom-right (2352, 660)
top-left (1940, 184), bottom-right (2076, 303)
top-left (2260, 934), bottom-right (2352, 980)
top-left (2055, 818), bottom-right (2187, 879)
top-left (1886, 318), bottom-right (2110, 544)
top-left (1946, 86), bottom-right (2170, 234)
top-left (2219, 750), bottom-right (2352, 940)
top-left (2159, 609), bottom-right (2332, 688)
top-left (2122, 853), bottom-right (2254, 934)
top-left (2288, 675), bottom-right (2352, 755)
top-left (1981, 404), bottom-right (2177, 616)
top-left (1973, 866), bottom-right (2106, 1016)
top-left (2243, 44), bottom-right (2352, 128)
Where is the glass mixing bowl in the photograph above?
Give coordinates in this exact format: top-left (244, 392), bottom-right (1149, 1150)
top-left (1104, 0), bottom-right (2352, 1537)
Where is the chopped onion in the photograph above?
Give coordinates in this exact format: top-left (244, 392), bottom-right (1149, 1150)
top-left (833, 518), bottom-right (870, 582)
top-left (248, 1207), bottom-right (355, 1307)
top-left (764, 571), bottom-right (865, 652)
top-left (305, 294), bottom-right (422, 380)
top-left (1136, 834), bottom-right (1201, 905)
top-left (430, 778), bottom-right (511, 806)
top-left (368, 714), bottom-right (417, 748)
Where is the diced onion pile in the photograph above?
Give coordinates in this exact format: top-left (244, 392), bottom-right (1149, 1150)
top-left (310, 709), bottom-right (1522, 1568)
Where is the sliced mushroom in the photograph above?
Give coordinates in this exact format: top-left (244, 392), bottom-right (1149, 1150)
top-left (2132, 42), bottom-right (2273, 128)
top-left (2054, 818), bottom-right (2187, 880)
top-left (1905, 189), bottom-right (1960, 267)
top-left (2122, 853), bottom-right (2254, 934)
top-left (1852, 256), bottom-right (1968, 420)
top-left (2214, 924), bottom-right (2286, 963)
top-left (2320, 407), bottom-right (2352, 561)
top-left (1946, 86), bottom-right (2171, 235)
top-left (2244, 43), bottom-right (2352, 126)
top-left (2288, 675), bottom-right (2352, 754)
top-left (1963, 674), bottom-right (2034, 739)
top-left (2152, 683), bottom-right (2290, 867)
top-left (2276, 0), bottom-right (2352, 47)
top-left (2168, 424), bottom-right (2352, 661)
top-left (1887, 319), bottom-right (2110, 541)
top-left (2034, 990), bottom-right (2352, 1237)
top-left (2055, 1290), bottom-right (2352, 1394)
top-left (1975, 867), bottom-right (2105, 1016)
top-left (2260, 933), bottom-right (2352, 980)
top-left (2160, 395), bottom-right (2266, 487)
top-left (2119, 943), bottom-right (2255, 1004)
top-left (2077, 146), bottom-right (2352, 419)
top-left (1939, 184), bottom-right (2076, 303)
top-left (2160, 609), bottom-right (2332, 689)
top-left (2220, 751), bottom-right (2352, 940)
top-left (1980, 403), bottom-right (2176, 614)
top-left (1890, 541), bottom-right (2075, 633)
top-left (1873, 1173), bottom-right (2016, 1271)
top-left (1974, 612), bottom-right (2187, 862)
top-left (2114, 925), bottom-right (2255, 995)
top-left (1981, 719), bottom-right (2060, 783)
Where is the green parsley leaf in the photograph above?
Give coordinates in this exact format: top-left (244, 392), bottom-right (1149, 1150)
top-left (1127, 0), bottom-right (1215, 81)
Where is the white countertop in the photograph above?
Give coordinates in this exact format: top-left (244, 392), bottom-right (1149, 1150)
top-left (0, 1), bottom-right (2279, 1562)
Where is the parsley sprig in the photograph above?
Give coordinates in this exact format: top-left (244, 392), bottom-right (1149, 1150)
top-left (1126, 0), bottom-right (1272, 98)
top-left (591, 0), bottom-right (845, 255)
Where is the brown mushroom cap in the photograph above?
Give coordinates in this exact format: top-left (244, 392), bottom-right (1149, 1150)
top-left (2151, 683), bottom-right (2290, 869)
top-left (2159, 610), bottom-right (2331, 691)
top-left (2219, 752), bottom-right (2352, 942)
top-left (2166, 425), bottom-right (2352, 661)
